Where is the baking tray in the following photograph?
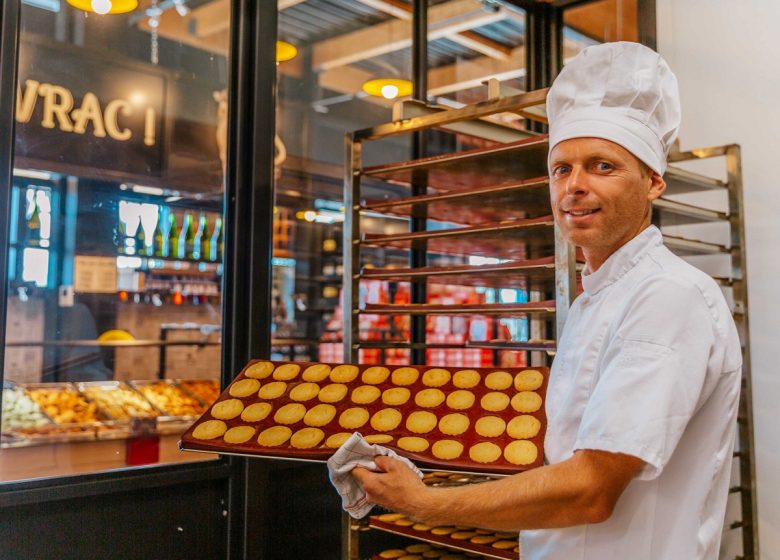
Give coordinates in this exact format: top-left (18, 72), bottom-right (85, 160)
top-left (369, 515), bottom-right (519, 560)
top-left (361, 300), bottom-right (556, 317)
top-left (361, 216), bottom-right (555, 261)
top-left (371, 542), bottom-right (496, 559)
top-left (362, 176), bottom-right (551, 225)
top-left (180, 361), bottom-right (548, 476)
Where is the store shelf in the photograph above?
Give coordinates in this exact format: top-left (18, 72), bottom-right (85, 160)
top-left (653, 197), bottom-right (728, 225)
top-left (664, 165), bottom-right (727, 195)
top-left (362, 135), bottom-right (549, 191)
top-left (662, 234), bottom-right (730, 256)
top-left (360, 257), bottom-right (558, 290)
top-left (361, 216), bottom-right (555, 260)
top-left (362, 176), bottom-right (550, 224)
top-left (361, 300), bottom-right (556, 317)
top-left (353, 341), bottom-right (467, 350)
top-left (466, 339), bottom-right (557, 353)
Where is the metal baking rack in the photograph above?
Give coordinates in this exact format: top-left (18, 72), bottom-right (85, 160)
top-left (343, 87), bottom-right (756, 559)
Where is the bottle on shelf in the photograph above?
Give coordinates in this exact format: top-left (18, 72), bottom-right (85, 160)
top-left (135, 221), bottom-right (146, 257)
top-left (177, 212), bottom-right (193, 260)
top-left (191, 213), bottom-right (207, 261)
top-left (208, 216), bottom-right (222, 262)
top-left (26, 196), bottom-right (41, 247)
top-left (155, 206), bottom-right (168, 258)
top-left (167, 211), bottom-right (179, 259)
top-left (216, 217), bottom-right (224, 262)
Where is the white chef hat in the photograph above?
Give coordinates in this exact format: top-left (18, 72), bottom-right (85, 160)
top-left (546, 41), bottom-right (681, 175)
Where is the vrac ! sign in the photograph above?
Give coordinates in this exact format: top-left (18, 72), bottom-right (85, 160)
top-left (15, 37), bottom-right (166, 178)
top-left (16, 80), bottom-right (158, 146)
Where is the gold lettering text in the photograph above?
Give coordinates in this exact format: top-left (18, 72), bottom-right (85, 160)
top-left (104, 99), bottom-right (132, 141)
top-left (144, 107), bottom-right (156, 146)
top-left (15, 80), bottom-right (40, 124)
top-left (71, 92), bottom-right (106, 137)
top-left (38, 83), bottom-right (74, 132)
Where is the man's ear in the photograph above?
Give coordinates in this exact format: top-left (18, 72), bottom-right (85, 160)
top-left (647, 172), bottom-right (666, 202)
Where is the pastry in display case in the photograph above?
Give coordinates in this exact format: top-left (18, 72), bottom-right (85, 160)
top-left (1, 383), bottom-right (52, 433)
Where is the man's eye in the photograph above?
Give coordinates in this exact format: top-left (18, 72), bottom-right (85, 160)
top-left (553, 165), bottom-right (570, 176)
top-left (596, 162), bottom-right (613, 171)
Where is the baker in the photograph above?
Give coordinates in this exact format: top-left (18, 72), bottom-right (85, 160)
top-left (351, 42), bottom-right (742, 560)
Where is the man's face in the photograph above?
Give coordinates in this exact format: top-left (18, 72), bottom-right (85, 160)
top-left (548, 138), bottom-right (665, 268)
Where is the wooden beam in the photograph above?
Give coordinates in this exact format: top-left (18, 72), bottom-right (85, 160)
top-left (312, 0), bottom-right (509, 71)
top-left (185, 0), bottom-right (306, 39)
top-left (355, 0), bottom-right (511, 60)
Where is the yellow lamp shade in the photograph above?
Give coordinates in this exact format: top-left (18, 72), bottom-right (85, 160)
top-left (66, 0), bottom-right (138, 14)
top-left (362, 78), bottom-right (413, 100)
top-left (276, 41), bottom-right (298, 63)
top-left (98, 329), bottom-right (135, 342)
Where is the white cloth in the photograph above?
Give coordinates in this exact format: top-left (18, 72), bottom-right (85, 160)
top-left (327, 432), bottom-right (423, 519)
top-left (546, 41), bottom-right (681, 175)
top-left (521, 226), bottom-right (742, 560)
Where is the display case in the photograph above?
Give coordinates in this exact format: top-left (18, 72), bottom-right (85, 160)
top-left (342, 87), bottom-right (757, 559)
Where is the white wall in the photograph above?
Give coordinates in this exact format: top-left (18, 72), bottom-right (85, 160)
top-left (657, 2), bottom-right (780, 558)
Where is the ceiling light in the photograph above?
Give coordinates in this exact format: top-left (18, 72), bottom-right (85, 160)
top-left (66, 0), bottom-right (138, 14)
top-left (276, 41), bottom-right (298, 63)
top-left (362, 78), bottom-right (413, 100)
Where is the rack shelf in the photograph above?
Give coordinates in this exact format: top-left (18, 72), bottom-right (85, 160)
top-left (362, 300), bottom-right (556, 317)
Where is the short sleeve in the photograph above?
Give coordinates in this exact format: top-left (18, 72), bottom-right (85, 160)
top-left (573, 277), bottom-right (715, 480)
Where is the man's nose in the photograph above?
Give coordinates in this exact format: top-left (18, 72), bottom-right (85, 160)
top-left (565, 166), bottom-right (590, 196)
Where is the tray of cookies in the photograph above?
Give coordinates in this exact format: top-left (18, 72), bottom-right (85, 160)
top-left (373, 541), bottom-right (496, 559)
top-left (180, 360), bottom-right (548, 475)
top-left (370, 513), bottom-right (519, 560)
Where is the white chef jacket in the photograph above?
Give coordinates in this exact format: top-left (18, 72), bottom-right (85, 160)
top-left (521, 225), bottom-right (742, 560)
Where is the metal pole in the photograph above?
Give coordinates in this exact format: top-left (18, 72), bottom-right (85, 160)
top-left (0, 0), bottom-right (21, 426)
top-left (223, 1), bottom-right (277, 558)
top-left (410, 0), bottom-right (428, 365)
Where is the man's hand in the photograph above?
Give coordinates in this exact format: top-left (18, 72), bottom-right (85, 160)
top-left (352, 455), bottom-right (429, 518)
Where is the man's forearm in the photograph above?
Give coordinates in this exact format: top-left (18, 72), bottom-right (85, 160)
top-left (413, 457), bottom-right (609, 532)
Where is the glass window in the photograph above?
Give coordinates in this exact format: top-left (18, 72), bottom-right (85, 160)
top-left (1, 0), bottom-right (231, 481)
top-left (563, 0), bottom-right (640, 57)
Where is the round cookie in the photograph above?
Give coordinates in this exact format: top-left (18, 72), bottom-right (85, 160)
top-left (382, 387), bottom-right (411, 406)
top-left (371, 408), bottom-right (403, 432)
top-left (469, 442), bottom-right (502, 463)
top-left (378, 551), bottom-right (406, 559)
top-left (339, 407), bottom-right (369, 429)
top-left (330, 364), bottom-right (359, 383)
top-left (302, 363), bottom-right (331, 382)
top-left (451, 531), bottom-right (477, 540)
top-left (290, 427), bottom-right (325, 449)
top-left (406, 411), bottom-right (437, 434)
top-left (223, 425), bottom-right (256, 444)
top-left (318, 383), bottom-right (348, 403)
top-left (289, 382), bottom-right (320, 402)
top-left (422, 368), bottom-right (451, 387)
top-left (511, 391), bottom-right (543, 413)
top-left (325, 432), bottom-right (351, 449)
top-left (430, 527), bottom-right (457, 536)
top-left (229, 378), bottom-right (261, 398)
top-left (241, 402), bottom-right (273, 422)
top-left (504, 440), bottom-right (538, 465)
top-left (415, 388), bottom-right (445, 408)
top-left (351, 385), bottom-right (381, 404)
top-left (514, 369), bottom-right (544, 391)
top-left (507, 415), bottom-right (541, 439)
top-left (376, 513), bottom-right (406, 522)
top-left (211, 398), bottom-right (244, 420)
top-left (492, 540), bottom-right (518, 550)
top-left (471, 535), bottom-right (500, 545)
top-left (406, 544), bottom-right (432, 554)
top-left (245, 361), bottom-right (274, 379)
top-left (484, 371), bottom-right (513, 390)
top-left (361, 366), bottom-right (390, 385)
top-left (365, 434), bottom-right (394, 444)
top-left (303, 403), bottom-right (337, 427)
top-left (446, 390), bottom-right (475, 410)
top-left (438, 413), bottom-right (470, 436)
top-left (452, 369), bottom-right (480, 389)
top-left (192, 419), bottom-right (227, 440)
top-left (431, 439), bottom-right (463, 461)
top-left (475, 416), bottom-right (506, 438)
top-left (391, 367), bottom-right (419, 386)
top-left (481, 391), bottom-right (510, 412)
top-left (273, 403), bottom-right (307, 425)
top-left (412, 523), bottom-right (432, 532)
top-left (273, 363), bottom-right (301, 381)
top-left (257, 425), bottom-right (292, 447)
top-left (258, 381), bottom-right (287, 400)
top-left (398, 436), bottom-right (430, 453)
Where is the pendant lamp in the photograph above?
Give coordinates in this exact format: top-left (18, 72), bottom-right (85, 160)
top-left (66, 0), bottom-right (138, 15)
